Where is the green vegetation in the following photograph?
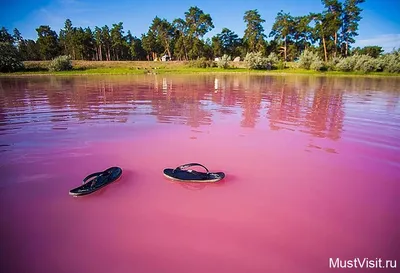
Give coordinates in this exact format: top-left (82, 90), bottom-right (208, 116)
top-left (217, 54), bottom-right (231, 69)
top-left (2, 60), bottom-right (396, 77)
top-left (296, 48), bottom-right (400, 73)
top-left (243, 52), bottom-right (283, 70)
top-left (244, 52), bottom-right (269, 69)
top-left (0, 0), bottom-right (399, 75)
top-left (0, 42), bottom-right (24, 72)
top-left (298, 50), bottom-right (322, 70)
top-left (48, 55), bottom-right (73, 72)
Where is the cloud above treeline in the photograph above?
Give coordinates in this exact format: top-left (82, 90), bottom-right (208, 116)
top-left (355, 34), bottom-right (400, 53)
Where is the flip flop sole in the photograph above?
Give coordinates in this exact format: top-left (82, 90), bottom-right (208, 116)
top-left (163, 169), bottom-right (225, 183)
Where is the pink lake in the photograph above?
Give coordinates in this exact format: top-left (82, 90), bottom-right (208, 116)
top-left (0, 75), bottom-right (399, 273)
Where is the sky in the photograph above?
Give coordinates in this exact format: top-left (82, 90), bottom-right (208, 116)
top-left (0, 0), bottom-right (399, 52)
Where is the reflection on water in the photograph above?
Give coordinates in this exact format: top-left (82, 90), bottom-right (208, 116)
top-left (0, 74), bottom-right (399, 148)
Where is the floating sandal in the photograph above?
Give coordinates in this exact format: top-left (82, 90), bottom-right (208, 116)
top-left (163, 163), bottom-right (225, 183)
top-left (69, 167), bottom-right (122, 196)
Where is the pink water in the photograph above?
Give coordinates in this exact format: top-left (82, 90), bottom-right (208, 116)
top-left (0, 75), bottom-right (399, 273)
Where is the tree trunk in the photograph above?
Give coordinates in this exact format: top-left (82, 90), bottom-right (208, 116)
top-left (334, 32), bottom-right (337, 57)
top-left (322, 36), bottom-right (328, 62)
top-left (99, 45), bottom-right (102, 61)
top-left (284, 36), bottom-right (287, 61)
top-left (165, 39), bottom-right (171, 58)
top-left (183, 38), bottom-right (188, 61)
top-left (345, 40), bottom-right (348, 57)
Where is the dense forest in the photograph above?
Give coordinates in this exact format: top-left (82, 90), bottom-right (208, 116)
top-left (2, 0), bottom-right (382, 62)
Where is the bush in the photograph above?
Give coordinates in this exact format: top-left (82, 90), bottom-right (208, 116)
top-left (379, 50), bottom-right (400, 73)
top-left (244, 52), bottom-right (268, 69)
top-left (0, 42), bottom-right (25, 72)
top-left (353, 54), bottom-right (381, 73)
top-left (217, 54), bottom-right (231, 69)
top-left (48, 55), bottom-right (73, 72)
top-left (298, 49), bottom-right (321, 70)
top-left (335, 54), bottom-right (382, 73)
top-left (266, 52), bottom-right (280, 69)
top-left (336, 55), bottom-right (358, 71)
top-left (325, 57), bottom-right (342, 71)
top-left (310, 59), bottom-right (325, 71)
top-left (188, 57), bottom-right (215, 68)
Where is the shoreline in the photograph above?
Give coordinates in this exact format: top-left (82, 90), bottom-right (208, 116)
top-left (1, 61), bottom-right (399, 78)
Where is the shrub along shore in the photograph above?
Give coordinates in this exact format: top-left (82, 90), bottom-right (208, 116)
top-left (1, 50), bottom-right (399, 77)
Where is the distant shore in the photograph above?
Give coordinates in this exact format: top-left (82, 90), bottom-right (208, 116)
top-left (1, 60), bottom-right (399, 77)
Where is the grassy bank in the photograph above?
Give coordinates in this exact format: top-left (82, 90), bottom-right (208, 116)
top-left (1, 60), bottom-right (399, 77)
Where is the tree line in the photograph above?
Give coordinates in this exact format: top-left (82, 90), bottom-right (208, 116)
top-left (1, 0), bottom-right (387, 63)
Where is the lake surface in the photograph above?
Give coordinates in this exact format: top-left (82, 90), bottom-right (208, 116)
top-left (0, 74), bottom-right (399, 273)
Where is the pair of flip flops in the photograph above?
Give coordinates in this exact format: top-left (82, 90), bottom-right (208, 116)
top-left (69, 163), bottom-right (225, 197)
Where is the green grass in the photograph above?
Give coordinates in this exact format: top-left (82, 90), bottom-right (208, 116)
top-left (1, 60), bottom-right (399, 77)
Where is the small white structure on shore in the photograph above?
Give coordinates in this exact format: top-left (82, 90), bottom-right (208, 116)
top-left (161, 55), bottom-right (170, 62)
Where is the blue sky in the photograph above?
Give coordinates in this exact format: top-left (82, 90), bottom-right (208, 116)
top-left (1, 0), bottom-right (399, 52)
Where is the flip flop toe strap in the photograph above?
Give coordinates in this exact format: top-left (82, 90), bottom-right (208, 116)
top-left (174, 163), bottom-right (210, 174)
top-left (82, 171), bottom-right (107, 187)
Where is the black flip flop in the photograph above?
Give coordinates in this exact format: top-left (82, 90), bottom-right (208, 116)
top-left (69, 167), bottom-right (122, 196)
top-left (163, 163), bottom-right (225, 183)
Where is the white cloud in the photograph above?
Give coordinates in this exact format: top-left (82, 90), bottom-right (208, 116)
top-left (355, 34), bottom-right (400, 53)
top-left (30, 0), bottom-right (95, 33)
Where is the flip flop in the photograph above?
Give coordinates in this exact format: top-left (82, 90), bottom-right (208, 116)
top-left (69, 167), bottom-right (122, 196)
top-left (163, 163), bottom-right (225, 183)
